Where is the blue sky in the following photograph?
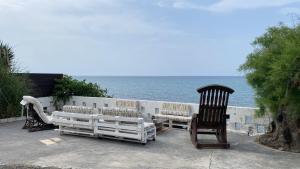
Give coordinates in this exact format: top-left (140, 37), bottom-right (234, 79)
top-left (1, 0), bottom-right (300, 76)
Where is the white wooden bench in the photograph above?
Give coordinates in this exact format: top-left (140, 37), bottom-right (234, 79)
top-left (52, 104), bottom-right (156, 144)
top-left (52, 105), bottom-right (98, 136)
top-left (52, 111), bottom-right (96, 136)
top-left (153, 103), bottom-right (192, 130)
top-left (97, 100), bottom-right (155, 144)
top-left (94, 115), bottom-right (156, 144)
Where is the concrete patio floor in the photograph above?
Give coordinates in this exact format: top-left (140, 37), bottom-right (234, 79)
top-left (0, 121), bottom-right (299, 169)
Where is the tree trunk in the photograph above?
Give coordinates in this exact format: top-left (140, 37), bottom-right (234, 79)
top-left (258, 109), bottom-right (300, 152)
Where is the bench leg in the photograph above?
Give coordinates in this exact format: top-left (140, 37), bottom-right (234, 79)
top-left (169, 120), bottom-right (173, 129)
top-left (187, 121), bottom-right (191, 131)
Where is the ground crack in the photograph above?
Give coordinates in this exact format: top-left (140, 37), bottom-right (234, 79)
top-left (208, 151), bottom-right (214, 169)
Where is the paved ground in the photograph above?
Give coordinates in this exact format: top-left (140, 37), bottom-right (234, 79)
top-left (0, 121), bottom-right (299, 169)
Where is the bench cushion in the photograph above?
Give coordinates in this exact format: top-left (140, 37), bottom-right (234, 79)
top-left (144, 122), bottom-right (155, 129)
top-left (154, 114), bottom-right (192, 122)
top-left (160, 110), bottom-right (190, 117)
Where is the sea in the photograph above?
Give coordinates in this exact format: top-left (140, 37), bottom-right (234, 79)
top-left (74, 76), bottom-right (256, 108)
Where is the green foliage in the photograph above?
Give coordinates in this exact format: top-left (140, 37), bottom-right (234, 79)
top-left (240, 24), bottom-right (300, 120)
top-left (0, 42), bottom-right (29, 118)
top-left (0, 41), bottom-right (15, 72)
top-left (53, 75), bottom-right (111, 106)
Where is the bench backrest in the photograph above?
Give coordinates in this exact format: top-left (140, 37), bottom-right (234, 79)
top-left (161, 103), bottom-right (192, 117)
top-left (116, 99), bottom-right (139, 110)
top-left (100, 99), bottom-right (141, 117)
top-left (101, 107), bottom-right (142, 117)
top-left (63, 105), bottom-right (95, 114)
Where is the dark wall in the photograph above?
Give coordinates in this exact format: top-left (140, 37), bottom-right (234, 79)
top-left (17, 73), bottom-right (63, 97)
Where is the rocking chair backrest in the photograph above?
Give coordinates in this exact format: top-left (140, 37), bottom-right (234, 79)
top-left (197, 85), bottom-right (234, 127)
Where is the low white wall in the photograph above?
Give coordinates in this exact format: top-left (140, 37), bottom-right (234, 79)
top-left (38, 96), bottom-right (272, 135)
top-left (0, 116), bottom-right (26, 124)
top-left (37, 97), bottom-right (56, 113)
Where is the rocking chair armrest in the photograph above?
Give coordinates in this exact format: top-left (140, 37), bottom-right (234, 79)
top-left (192, 113), bottom-right (198, 119)
top-left (152, 115), bottom-right (161, 121)
top-left (225, 114), bottom-right (230, 119)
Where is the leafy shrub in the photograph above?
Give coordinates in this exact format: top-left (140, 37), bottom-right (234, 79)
top-left (239, 24), bottom-right (300, 121)
top-left (0, 42), bottom-right (29, 118)
top-left (53, 75), bottom-right (111, 107)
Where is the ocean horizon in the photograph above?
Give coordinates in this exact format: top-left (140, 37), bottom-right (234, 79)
top-left (74, 76), bottom-right (256, 108)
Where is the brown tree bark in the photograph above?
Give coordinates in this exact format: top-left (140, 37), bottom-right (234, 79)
top-left (258, 108), bottom-right (300, 153)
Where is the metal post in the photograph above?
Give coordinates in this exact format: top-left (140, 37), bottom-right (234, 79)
top-left (26, 105), bottom-right (29, 118)
top-left (21, 106), bottom-right (24, 117)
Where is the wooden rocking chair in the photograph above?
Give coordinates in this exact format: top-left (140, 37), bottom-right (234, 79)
top-left (190, 85), bottom-right (234, 149)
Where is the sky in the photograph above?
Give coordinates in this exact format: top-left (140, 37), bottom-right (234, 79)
top-left (1, 0), bottom-right (300, 76)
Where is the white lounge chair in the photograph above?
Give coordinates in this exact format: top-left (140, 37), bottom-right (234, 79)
top-left (20, 96), bottom-right (55, 131)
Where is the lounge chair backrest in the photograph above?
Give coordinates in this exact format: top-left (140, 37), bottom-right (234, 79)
top-left (196, 85), bottom-right (234, 127)
top-left (161, 103), bottom-right (191, 117)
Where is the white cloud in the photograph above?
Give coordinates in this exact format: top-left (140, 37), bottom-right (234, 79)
top-left (280, 7), bottom-right (300, 15)
top-left (0, 0), bottom-right (180, 37)
top-left (157, 0), bottom-right (300, 12)
top-left (0, 0), bottom-right (187, 75)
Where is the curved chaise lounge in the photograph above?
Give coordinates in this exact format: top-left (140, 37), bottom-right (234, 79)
top-left (20, 96), bottom-right (54, 131)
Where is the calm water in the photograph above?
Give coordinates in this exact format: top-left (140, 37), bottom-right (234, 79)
top-left (74, 76), bottom-right (256, 107)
